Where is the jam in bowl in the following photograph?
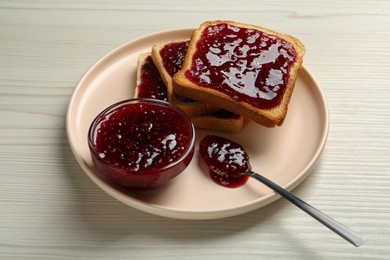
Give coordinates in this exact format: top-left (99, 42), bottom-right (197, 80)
top-left (88, 98), bottom-right (195, 189)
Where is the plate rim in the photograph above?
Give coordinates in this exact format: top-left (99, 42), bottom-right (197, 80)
top-left (66, 28), bottom-right (329, 220)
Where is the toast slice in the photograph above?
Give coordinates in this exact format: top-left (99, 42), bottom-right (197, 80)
top-left (191, 110), bottom-right (244, 133)
top-left (135, 52), bottom-right (244, 133)
top-left (173, 20), bottom-right (306, 127)
top-left (135, 52), bottom-right (167, 101)
top-left (151, 40), bottom-right (219, 117)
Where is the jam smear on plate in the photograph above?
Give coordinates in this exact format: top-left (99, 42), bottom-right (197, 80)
top-left (137, 55), bottom-right (168, 101)
top-left (199, 135), bottom-right (250, 188)
top-left (185, 23), bottom-right (298, 109)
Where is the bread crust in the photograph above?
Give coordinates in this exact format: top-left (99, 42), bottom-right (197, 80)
top-left (136, 51), bottom-right (244, 133)
top-left (151, 40), bottom-right (219, 117)
top-left (173, 20), bottom-right (305, 127)
top-left (191, 114), bottom-right (244, 133)
top-left (134, 52), bottom-right (149, 98)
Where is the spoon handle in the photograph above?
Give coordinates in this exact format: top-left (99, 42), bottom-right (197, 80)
top-left (244, 171), bottom-right (365, 247)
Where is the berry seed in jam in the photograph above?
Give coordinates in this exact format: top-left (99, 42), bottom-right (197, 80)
top-left (88, 99), bottom-right (195, 189)
top-left (137, 55), bottom-right (168, 101)
top-left (186, 23), bottom-right (298, 109)
top-left (199, 135), bottom-right (251, 188)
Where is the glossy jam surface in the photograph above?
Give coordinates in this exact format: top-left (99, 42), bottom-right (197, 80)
top-left (186, 23), bottom-right (297, 109)
top-left (160, 41), bottom-right (195, 103)
top-left (199, 135), bottom-right (250, 188)
top-left (89, 100), bottom-right (194, 188)
top-left (160, 41), bottom-right (189, 76)
top-left (137, 55), bottom-right (167, 101)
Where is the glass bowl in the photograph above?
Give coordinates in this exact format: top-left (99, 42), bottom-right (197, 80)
top-left (88, 98), bottom-right (195, 190)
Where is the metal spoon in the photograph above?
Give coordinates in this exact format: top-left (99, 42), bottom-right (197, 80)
top-left (211, 167), bottom-right (365, 247)
top-left (243, 170), bottom-right (365, 247)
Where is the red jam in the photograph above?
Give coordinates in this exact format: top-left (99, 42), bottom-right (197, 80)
top-left (185, 23), bottom-right (298, 109)
top-left (137, 55), bottom-right (167, 101)
top-left (89, 100), bottom-right (194, 188)
top-left (160, 41), bottom-right (195, 103)
top-left (160, 41), bottom-right (189, 77)
top-left (199, 135), bottom-right (250, 188)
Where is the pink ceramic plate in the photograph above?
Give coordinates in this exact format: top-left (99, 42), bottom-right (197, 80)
top-left (66, 29), bottom-right (328, 220)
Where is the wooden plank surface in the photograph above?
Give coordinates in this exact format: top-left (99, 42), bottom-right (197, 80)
top-left (0, 0), bottom-right (389, 259)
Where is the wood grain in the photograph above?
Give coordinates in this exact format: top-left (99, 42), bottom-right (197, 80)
top-left (0, 0), bottom-right (389, 259)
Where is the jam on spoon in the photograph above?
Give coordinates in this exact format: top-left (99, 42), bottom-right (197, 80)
top-left (199, 134), bottom-right (365, 247)
top-left (199, 135), bottom-right (250, 188)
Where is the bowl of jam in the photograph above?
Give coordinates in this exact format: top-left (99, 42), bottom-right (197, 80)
top-left (88, 98), bottom-right (195, 189)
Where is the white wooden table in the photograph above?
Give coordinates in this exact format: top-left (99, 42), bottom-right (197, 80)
top-left (1, 1), bottom-right (389, 259)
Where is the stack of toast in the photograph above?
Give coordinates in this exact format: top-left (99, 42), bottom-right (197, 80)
top-left (135, 39), bottom-right (245, 133)
top-left (134, 20), bottom-right (305, 132)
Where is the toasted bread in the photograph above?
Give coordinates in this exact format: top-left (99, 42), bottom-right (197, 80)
top-left (191, 110), bottom-right (244, 133)
top-left (173, 20), bottom-right (305, 127)
top-left (135, 52), bottom-right (167, 101)
top-left (136, 52), bottom-right (244, 133)
top-left (151, 40), bottom-right (219, 117)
